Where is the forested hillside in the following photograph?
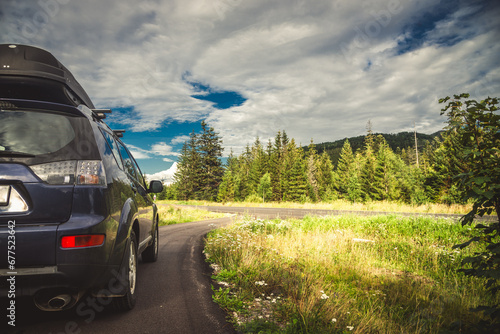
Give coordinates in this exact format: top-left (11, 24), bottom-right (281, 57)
top-left (306, 131), bottom-right (442, 166)
top-left (162, 125), bottom-right (451, 204)
top-left (160, 95), bottom-right (498, 213)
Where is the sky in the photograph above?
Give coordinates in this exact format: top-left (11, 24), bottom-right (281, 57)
top-left (1, 0), bottom-right (499, 179)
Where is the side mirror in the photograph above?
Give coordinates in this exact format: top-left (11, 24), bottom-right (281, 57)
top-left (148, 180), bottom-right (163, 193)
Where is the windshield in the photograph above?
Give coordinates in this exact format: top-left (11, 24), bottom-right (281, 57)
top-left (0, 109), bottom-right (100, 164)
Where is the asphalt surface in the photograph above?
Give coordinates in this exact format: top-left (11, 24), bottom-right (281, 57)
top-left (2, 217), bottom-right (236, 334)
top-left (180, 205), bottom-right (497, 222)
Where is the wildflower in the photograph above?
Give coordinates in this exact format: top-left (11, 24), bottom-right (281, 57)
top-left (347, 326), bottom-right (354, 331)
top-left (331, 318), bottom-right (337, 323)
top-left (255, 281), bottom-right (268, 286)
top-left (320, 291), bottom-right (329, 300)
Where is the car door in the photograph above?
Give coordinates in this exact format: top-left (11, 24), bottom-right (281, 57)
top-left (115, 140), bottom-right (154, 250)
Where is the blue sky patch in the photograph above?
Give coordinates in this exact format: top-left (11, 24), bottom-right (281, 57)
top-left (106, 114), bottom-right (203, 173)
top-left (395, 0), bottom-right (477, 54)
top-left (188, 81), bottom-right (246, 109)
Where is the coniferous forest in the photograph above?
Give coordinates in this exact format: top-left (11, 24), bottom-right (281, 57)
top-left (163, 96), bottom-right (497, 210)
top-left (161, 95), bottom-right (498, 217)
top-left (166, 127), bottom-right (455, 205)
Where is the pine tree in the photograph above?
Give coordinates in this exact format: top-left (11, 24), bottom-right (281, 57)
top-left (282, 139), bottom-right (308, 202)
top-left (306, 140), bottom-right (319, 202)
top-left (270, 131), bottom-right (284, 201)
top-left (197, 121), bottom-right (224, 201)
top-left (217, 171), bottom-right (236, 203)
top-left (316, 151), bottom-right (335, 201)
top-left (336, 139), bottom-right (355, 197)
top-left (425, 131), bottom-right (467, 204)
top-left (236, 144), bottom-right (252, 200)
top-left (249, 137), bottom-right (267, 193)
top-left (174, 131), bottom-right (200, 200)
top-left (257, 172), bottom-right (272, 202)
top-left (374, 136), bottom-right (405, 201)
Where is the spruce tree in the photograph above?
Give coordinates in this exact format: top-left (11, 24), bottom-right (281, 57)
top-left (270, 131), bottom-right (284, 201)
top-left (198, 121), bottom-right (224, 201)
top-left (236, 145), bottom-right (252, 200)
top-left (217, 171), bottom-right (236, 203)
top-left (257, 172), bottom-right (272, 202)
top-left (174, 131), bottom-right (200, 200)
top-left (316, 151), bottom-right (335, 201)
top-left (306, 140), bottom-right (319, 202)
top-left (282, 139), bottom-right (308, 202)
top-left (336, 139), bottom-right (355, 197)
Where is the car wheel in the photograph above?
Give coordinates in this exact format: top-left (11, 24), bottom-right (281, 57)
top-left (142, 223), bottom-right (159, 263)
top-left (112, 230), bottom-right (138, 311)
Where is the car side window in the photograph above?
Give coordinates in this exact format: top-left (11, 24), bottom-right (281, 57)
top-left (131, 156), bottom-right (146, 188)
top-left (100, 129), bottom-right (124, 170)
top-left (117, 141), bottom-right (138, 180)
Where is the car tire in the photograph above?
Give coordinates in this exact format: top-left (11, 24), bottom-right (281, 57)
top-left (142, 223), bottom-right (159, 263)
top-left (112, 230), bottom-right (138, 311)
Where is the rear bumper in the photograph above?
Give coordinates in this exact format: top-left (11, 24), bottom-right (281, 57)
top-left (0, 212), bottom-right (126, 299)
top-left (0, 263), bottom-right (121, 297)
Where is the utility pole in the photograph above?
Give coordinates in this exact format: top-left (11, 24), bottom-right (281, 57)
top-left (414, 121), bottom-right (419, 168)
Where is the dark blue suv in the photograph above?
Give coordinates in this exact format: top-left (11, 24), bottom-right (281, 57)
top-left (0, 44), bottom-right (163, 312)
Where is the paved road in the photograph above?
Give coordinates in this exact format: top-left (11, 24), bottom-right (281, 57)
top-left (2, 217), bottom-right (236, 334)
top-left (178, 205), bottom-right (497, 221)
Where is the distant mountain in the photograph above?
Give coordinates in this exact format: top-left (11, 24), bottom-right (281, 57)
top-left (305, 131), bottom-right (443, 166)
top-left (145, 162), bottom-right (177, 185)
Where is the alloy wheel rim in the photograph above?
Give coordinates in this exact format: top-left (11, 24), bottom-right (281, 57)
top-left (129, 242), bottom-right (137, 294)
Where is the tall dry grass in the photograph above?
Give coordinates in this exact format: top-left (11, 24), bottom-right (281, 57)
top-left (205, 215), bottom-right (498, 333)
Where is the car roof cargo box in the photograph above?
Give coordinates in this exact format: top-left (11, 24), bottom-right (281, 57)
top-left (0, 44), bottom-right (95, 109)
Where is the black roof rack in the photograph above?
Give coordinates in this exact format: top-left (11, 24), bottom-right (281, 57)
top-left (113, 130), bottom-right (126, 138)
top-left (92, 109), bottom-right (112, 120)
top-left (0, 44), bottom-right (95, 109)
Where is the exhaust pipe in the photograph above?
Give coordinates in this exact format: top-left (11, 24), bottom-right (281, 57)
top-left (34, 290), bottom-right (80, 311)
top-left (48, 294), bottom-right (72, 309)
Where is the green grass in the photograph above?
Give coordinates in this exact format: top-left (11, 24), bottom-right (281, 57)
top-left (165, 199), bottom-right (474, 215)
top-left (156, 203), bottom-right (227, 226)
top-left (204, 215), bottom-right (498, 333)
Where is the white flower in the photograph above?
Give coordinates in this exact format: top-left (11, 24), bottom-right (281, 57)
top-left (255, 281), bottom-right (268, 286)
top-left (320, 293), bottom-right (329, 300)
top-left (331, 318), bottom-right (337, 323)
top-left (347, 326), bottom-right (354, 330)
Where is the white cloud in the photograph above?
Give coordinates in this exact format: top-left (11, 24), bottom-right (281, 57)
top-left (151, 142), bottom-right (180, 157)
top-left (146, 162), bottom-right (178, 185)
top-left (127, 142), bottom-right (180, 160)
top-left (170, 135), bottom-right (191, 145)
top-left (1, 0), bottom-right (499, 159)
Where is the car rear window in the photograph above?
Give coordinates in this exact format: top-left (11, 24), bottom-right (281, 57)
top-left (0, 109), bottom-right (100, 164)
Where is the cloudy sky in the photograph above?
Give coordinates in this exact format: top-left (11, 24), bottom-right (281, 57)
top-left (1, 0), bottom-right (499, 175)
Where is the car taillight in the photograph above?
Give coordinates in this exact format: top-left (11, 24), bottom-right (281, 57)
top-left (30, 160), bottom-right (106, 185)
top-left (30, 161), bottom-right (77, 185)
top-left (61, 235), bottom-right (105, 249)
top-left (76, 161), bottom-right (106, 185)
